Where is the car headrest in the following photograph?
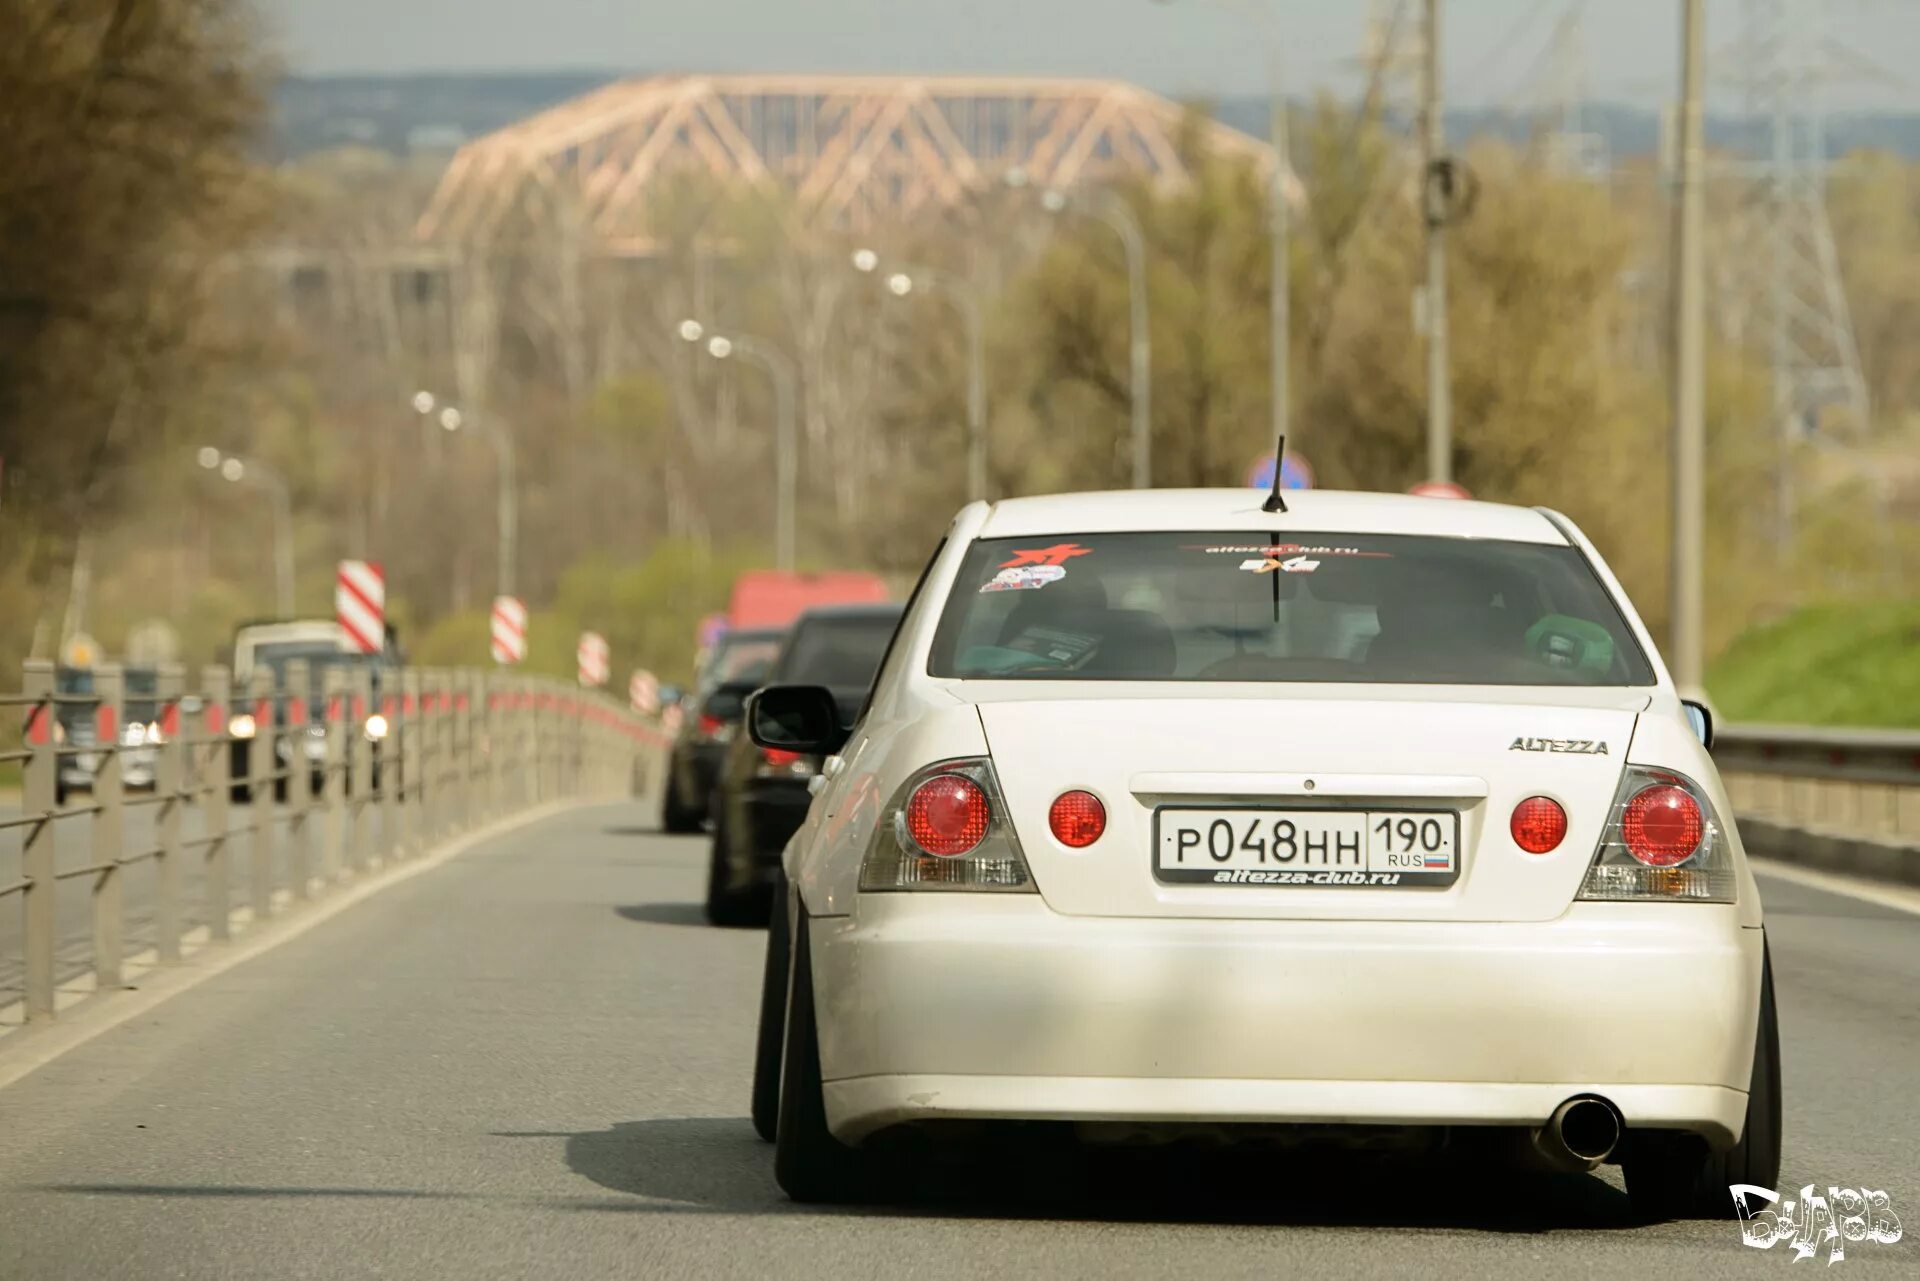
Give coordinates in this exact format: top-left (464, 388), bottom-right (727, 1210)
top-left (1081, 608), bottom-right (1178, 679)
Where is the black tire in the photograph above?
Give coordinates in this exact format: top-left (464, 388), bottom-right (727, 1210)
top-left (54, 781), bottom-right (69, 808)
top-left (751, 872), bottom-right (792, 1141)
top-left (774, 913), bottom-right (874, 1203)
top-left (1624, 940), bottom-right (1783, 1220)
top-left (704, 815), bottom-right (758, 927)
top-left (660, 777), bottom-right (702, 834)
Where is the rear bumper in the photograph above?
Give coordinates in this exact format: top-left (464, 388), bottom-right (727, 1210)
top-left (811, 897), bottom-right (1763, 1145)
top-left (824, 1078), bottom-right (1748, 1148)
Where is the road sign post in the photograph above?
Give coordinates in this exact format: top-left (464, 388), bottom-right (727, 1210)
top-left (491, 596), bottom-right (527, 666)
top-left (336, 561), bottom-right (385, 655)
top-left (577, 632), bottom-right (609, 688)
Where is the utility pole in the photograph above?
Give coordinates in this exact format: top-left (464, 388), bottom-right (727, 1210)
top-left (1670, 0), bottom-right (1708, 690)
top-left (1421, 0), bottom-right (1452, 484)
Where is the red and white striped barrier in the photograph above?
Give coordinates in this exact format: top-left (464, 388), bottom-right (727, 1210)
top-left (491, 596), bottom-right (527, 665)
top-left (336, 560), bottom-right (386, 654)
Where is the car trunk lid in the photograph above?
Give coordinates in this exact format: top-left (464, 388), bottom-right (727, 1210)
top-left (969, 684), bottom-right (1645, 922)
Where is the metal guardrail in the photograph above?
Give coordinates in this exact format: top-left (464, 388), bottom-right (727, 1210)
top-left (1715, 722), bottom-right (1920, 842)
top-left (3, 659), bottom-right (666, 1027)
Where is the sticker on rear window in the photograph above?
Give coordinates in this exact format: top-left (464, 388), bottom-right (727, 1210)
top-left (999, 543), bottom-right (1093, 569)
top-left (1239, 555), bottom-right (1320, 574)
top-left (979, 565), bottom-right (1066, 593)
top-left (1185, 543), bottom-right (1392, 559)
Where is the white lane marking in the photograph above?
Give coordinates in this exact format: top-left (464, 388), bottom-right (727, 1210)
top-left (0, 800), bottom-right (587, 1094)
top-left (1752, 858), bottom-right (1920, 919)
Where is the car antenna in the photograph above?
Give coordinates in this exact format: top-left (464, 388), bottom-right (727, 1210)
top-left (1261, 434), bottom-right (1288, 514)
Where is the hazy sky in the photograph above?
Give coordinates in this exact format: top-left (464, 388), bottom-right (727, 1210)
top-left (259, 1), bottom-right (1917, 109)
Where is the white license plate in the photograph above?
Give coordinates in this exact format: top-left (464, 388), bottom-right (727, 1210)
top-left (1154, 808), bottom-right (1460, 887)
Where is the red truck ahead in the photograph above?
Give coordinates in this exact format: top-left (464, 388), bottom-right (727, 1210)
top-left (724, 570), bottom-right (890, 630)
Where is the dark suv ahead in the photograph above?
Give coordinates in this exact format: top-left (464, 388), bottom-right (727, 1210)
top-left (660, 627), bottom-right (784, 833)
top-left (703, 604), bottom-right (903, 925)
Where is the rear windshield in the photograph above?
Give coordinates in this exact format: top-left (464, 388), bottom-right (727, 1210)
top-left (702, 634), bottom-right (783, 693)
top-left (929, 532), bottom-right (1654, 686)
top-left (777, 615), bottom-right (902, 689)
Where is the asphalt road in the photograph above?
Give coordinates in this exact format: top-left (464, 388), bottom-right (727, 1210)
top-left (0, 801), bottom-right (1913, 1278)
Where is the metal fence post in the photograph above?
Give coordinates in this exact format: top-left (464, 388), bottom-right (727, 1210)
top-left (380, 678), bottom-right (401, 863)
top-left (285, 660), bottom-right (314, 899)
top-left (154, 663), bottom-right (185, 964)
top-left (91, 663), bottom-right (125, 992)
top-left (247, 665), bottom-right (276, 922)
top-left (427, 673), bottom-right (446, 841)
top-left (402, 669), bottom-right (424, 854)
top-left (479, 672), bottom-right (497, 821)
top-left (322, 665), bottom-right (348, 884)
top-left (456, 671), bottom-right (476, 831)
top-left (352, 667), bottom-right (375, 872)
top-left (21, 660), bottom-right (58, 1022)
top-left (202, 666), bottom-right (232, 942)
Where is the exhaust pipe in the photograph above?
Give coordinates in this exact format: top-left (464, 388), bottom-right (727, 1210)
top-left (1532, 1095), bottom-right (1623, 1169)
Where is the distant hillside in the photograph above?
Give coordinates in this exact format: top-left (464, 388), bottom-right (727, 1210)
top-left (269, 73), bottom-right (1920, 163)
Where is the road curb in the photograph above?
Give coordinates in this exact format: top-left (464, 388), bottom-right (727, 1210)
top-left (0, 798), bottom-right (592, 1094)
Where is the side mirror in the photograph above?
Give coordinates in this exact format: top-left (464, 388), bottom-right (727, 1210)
top-left (1682, 699), bottom-right (1714, 750)
top-left (746, 685), bottom-right (846, 756)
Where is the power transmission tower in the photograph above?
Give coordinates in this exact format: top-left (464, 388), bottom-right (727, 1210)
top-left (1744, 0), bottom-right (1871, 535)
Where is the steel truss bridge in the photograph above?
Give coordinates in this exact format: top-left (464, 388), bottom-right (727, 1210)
top-left (416, 73), bottom-right (1279, 247)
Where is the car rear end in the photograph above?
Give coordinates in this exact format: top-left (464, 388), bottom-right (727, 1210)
top-left (665, 628), bottom-right (784, 828)
top-left (808, 504), bottom-right (1763, 1160)
top-left (717, 605), bottom-right (905, 904)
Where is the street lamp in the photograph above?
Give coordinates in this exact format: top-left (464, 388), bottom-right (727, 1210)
top-left (853, 251), bottom-right (989, 502)
top-left (678, 321), bottom-right (798, 570)
top-left (198, 449), bottom-right (294, 618)
top-left (1152, 0), bottom-right (1291, 460)
top-left (425, 396), bottom-right (517, 598)
top-left (1018, 180), bottom-right (1153, 488)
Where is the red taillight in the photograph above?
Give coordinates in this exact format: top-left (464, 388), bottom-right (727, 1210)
top-left (1048, 790), bottom-right (1106, 848)
top-left (1621, 785), bottom-right (1704, 867)
top-left (904, 775), bottom-right (990, 857)
top-left (1509, 796), bottom-right (1567, 854)
top-left (697, 713), bottom-right (724, 737)
top-left (761, 747), bottom-right (802, 768)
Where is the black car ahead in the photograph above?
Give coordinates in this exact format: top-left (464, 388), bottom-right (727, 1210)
top-left (660, 626), bottom-right (784, 833)
top-left (704, 603), bottom-right (904, 925)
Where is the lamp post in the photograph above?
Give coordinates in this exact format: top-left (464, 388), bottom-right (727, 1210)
top-left (678, 321), bottom-right (798, 570)
top-left (199, 449), bottom-right (294, 618)
top-left (1027, 181), bottom-right (1152, 488)
top-left (853, 251), bottom-right (988, 501)
top-left (1669, 0), bottom-right (1707, 691)
top-left (1152, 0), bottom-right (1289, 457)
top-left (422, 396), bottom-right (519, 598)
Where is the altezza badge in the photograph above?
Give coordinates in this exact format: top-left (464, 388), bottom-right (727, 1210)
top-left (1510, 738), bottom-right (1609, 755)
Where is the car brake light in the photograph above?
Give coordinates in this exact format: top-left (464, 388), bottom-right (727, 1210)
top-left (697, 713), bottom-right (724, 737)
top-left (762, 747), bottom-right (802, 767)
top-left (903, 775), bottom-right (990, 857)
top-left (1048, 790), bottom-right (1106, 848)
top-left (1620, 784), bottom-right (1703, 867)
top-left (1509, 796), bottom-right (1567, 854)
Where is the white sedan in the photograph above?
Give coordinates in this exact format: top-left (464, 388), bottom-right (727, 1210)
top-left (745, 488), bottom-right (1779, 1219)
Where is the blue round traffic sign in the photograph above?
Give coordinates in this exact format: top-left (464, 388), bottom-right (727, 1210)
top-left (1247, 452), bottom-right (1314, 491)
